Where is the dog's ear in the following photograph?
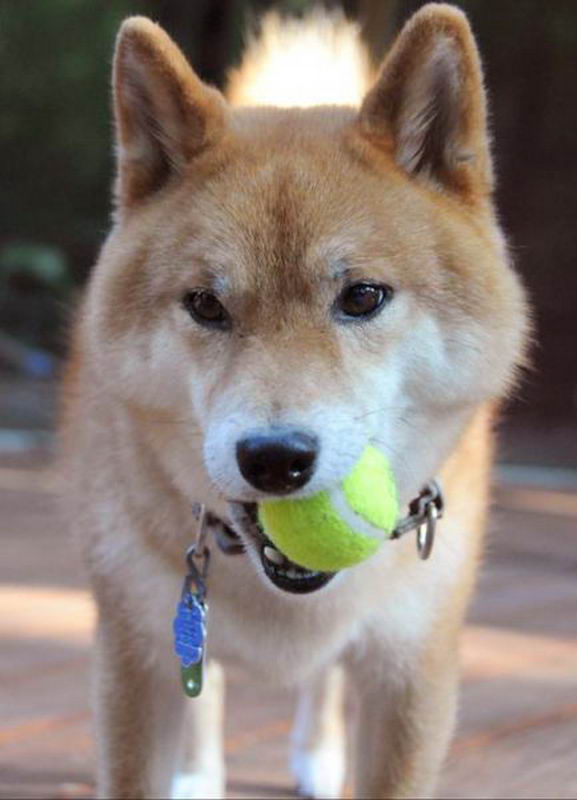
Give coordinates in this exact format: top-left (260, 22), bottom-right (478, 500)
top-left (358, 4), bottom-right (492, 201)
top-left (113, 17), bottom-right (227, 210)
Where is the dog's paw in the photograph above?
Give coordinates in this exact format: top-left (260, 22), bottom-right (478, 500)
top-left (291, 745), bottom-right (345, 799)
top-left (171, 769), bottom-right (225, 800)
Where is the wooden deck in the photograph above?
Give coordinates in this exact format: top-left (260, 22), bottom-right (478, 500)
top-left (1, 451), bottom-right (577, 799)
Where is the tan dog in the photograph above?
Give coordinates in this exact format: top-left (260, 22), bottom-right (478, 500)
top-left (61, 5), bottom-right (528, 798)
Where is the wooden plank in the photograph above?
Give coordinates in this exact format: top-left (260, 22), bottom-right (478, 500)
top-left (1, 467), bottom-right (576, 799)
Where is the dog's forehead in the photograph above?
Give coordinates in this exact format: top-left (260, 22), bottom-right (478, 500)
top-left (177, 134), bottom-right (420, 298)
top-left (149, 105), bottom-right (481, 315)
top-left (202, 155), bottom-right (352, 265)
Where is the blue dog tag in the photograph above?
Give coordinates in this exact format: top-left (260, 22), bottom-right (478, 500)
top-left (173, 591), bottom-right (207, 697)
top-left (173, 595), bottom-right (206, 667)
top-left (175, 514), bottom-right (211, 698)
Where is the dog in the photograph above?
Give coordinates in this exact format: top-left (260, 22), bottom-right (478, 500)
top-left (61, 4), bottom-right (529, 798)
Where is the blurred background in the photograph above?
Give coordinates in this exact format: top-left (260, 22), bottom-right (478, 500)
top-left (1, 0), bottom-right (576, 464)
top-left (1, 2), bottom-right (576, 799)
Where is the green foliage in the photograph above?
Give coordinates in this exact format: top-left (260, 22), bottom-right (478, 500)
top-left (279, 0), bottom-right (314, 13)
top-left (0, 0), bottom-right (155, 281)
top-left (0, 241), bottom-right (71, 355)
top-left (0, 242), bottom-right (70, 291)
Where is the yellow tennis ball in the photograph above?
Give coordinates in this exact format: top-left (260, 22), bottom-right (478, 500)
top-left (258, 445), bottom-right (399, 572)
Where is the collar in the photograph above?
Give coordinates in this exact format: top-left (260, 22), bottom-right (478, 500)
top-left (193, 480), bottom-right (444, 563)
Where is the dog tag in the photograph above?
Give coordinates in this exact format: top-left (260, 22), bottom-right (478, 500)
top-left (173, 592), bottom-right (207, 697)
top-left (173, 537), bottom-right (210, 698)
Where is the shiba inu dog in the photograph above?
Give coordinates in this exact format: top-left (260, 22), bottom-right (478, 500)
top-left (61, 4), bottom-right (529, 798)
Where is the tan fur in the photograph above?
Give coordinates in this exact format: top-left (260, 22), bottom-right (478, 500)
top-left (61, 5), bottom-right (529, 798)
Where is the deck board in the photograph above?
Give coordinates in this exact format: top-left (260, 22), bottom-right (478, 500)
top-left (1, 462), bottom-right (576, 799)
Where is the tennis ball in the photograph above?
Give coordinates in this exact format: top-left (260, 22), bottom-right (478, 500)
top-left (258, 445), bottom-right (398, 572)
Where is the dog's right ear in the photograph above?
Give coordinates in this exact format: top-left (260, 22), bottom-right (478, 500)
top-left (358, 4), bottom-right (492, 203)
top-left (113, 17), bottom-right (227, 211)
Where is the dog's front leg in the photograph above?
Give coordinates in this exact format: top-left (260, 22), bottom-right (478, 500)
top-left (352, 636), bottom-right (459, 800)
top-left (290, 665), bottom-right (346, 799)
top-left (172, 660), bottom-right (225, 800)
top-left (94, 608), bottom-right (186, 800)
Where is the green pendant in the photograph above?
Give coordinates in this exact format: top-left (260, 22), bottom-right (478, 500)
top-left (181, 661), bottom-right (203, 697)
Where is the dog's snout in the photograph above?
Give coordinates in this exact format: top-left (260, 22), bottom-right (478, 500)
top-left (236, 430), bottom-right (319, 494)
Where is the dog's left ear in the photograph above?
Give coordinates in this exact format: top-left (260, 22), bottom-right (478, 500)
top-left (359, 3), bottom-right (492, 201)
top-left (113, 17), bottom-right (228, 211)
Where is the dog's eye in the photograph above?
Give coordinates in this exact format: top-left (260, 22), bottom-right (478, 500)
top-left (182, 290), bottom-right (231, 330)
top-left (336, 282), bottom-right (393, 320)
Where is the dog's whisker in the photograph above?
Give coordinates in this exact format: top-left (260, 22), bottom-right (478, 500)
top-left (353, 404), bottom-right (407, 421)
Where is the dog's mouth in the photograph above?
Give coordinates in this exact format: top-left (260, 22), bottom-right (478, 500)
top-left (229, 502), bottom-right (336, 594)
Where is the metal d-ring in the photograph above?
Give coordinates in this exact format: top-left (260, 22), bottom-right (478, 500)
top-left (183, 504), bottom-right (211, 601)
top-left (416, 501), bottom-right (438, 560)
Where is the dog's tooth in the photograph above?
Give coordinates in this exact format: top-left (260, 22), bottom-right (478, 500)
top-left (263, 546), bottom-right (285, 565)
top-left (287, 568), bottom-right (303, 579)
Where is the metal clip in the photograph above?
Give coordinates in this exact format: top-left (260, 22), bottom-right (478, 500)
top-left (416, 498), bottom-right (438, 560)
top-left (392, 480), bottom-right (444, 560)
top-left (183, 504), bottom-right (210, 602)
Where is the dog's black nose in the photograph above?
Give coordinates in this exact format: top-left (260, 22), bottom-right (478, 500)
top-left (236, 430), bottom-right (319, 494)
